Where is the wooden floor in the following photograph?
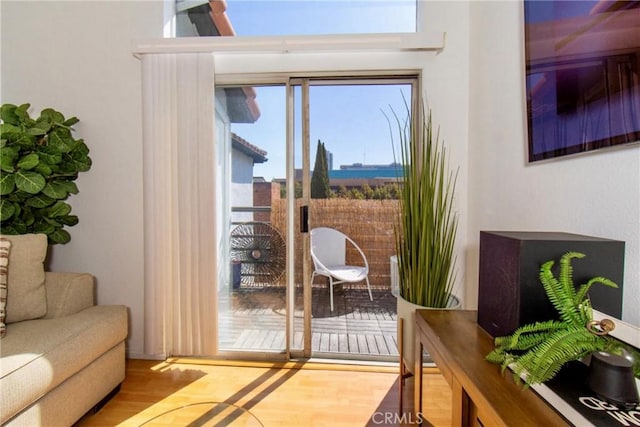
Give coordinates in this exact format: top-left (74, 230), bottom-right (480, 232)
top-left (219, 286), bottom-right (398, 358)
top-left (77, 359), bottom-right (452, 427)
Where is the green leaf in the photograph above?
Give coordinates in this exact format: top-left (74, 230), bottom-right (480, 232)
top-left (37, 145), bottom-right (63, 165)
top-left (32, 222), bottom-right (55, 236)
top-left (0, 199), bottom-right (15, 221)
top-left (34, 163), bottom-right (52, 176)
top-left (72, 155), bottom-right (92, 172)
top-left (15, 170), bottom-right (46, 194)
top-left (49, 229), bottom-right (70, 244)
top-left (25, 194), bottom-right (55, 208)
top-left (27, 122), bottom-right (51, 136)
top-left (70, 139), bottom-right (90, 156)
top-left (0, 225), bottom-right (18, 234)
top-left (58, 215), bottom-right (78, 226)
top-left (40, 108), bottom-right (65, 125)
top-left (0, 145), bottom-right (18, 172)
top-left (12, 221), bottom-right (28, 234)
top-left (48, 200), bottom-right (71, 217)
top-left (17, 153), bottom-right (39, 170)
top-left (48, 128), bottom-right (73, 153)
top-left (0, 122), bottom-right (21, 136)
top-left (1, 160), bottom-right (15, 173)
top-left (10, 201), bottom-right (21, 218)
top-left (62, 116), bottom-right (79, 127)
top-left (10, 132), bottom-right (36, 148)
top-left (43, 217), bottom-right (61, 227)
top-left (0, 104), bottom-right (20, 125)
top-left (42, 181), bottom-right (69, 199)
top-left (0, 173), bottom-right (15, 195)
top-left (7, 189), bottom-right (31, 202)
top-left (61, 181), bottom-right (78, 194)
top-left (14, 104), bottom-right (32, 123)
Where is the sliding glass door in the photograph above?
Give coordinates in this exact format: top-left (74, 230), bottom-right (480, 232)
top-left (215, 75), bottom-right (417, 361)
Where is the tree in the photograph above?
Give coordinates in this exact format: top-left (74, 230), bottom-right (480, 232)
top-left (337, 185), bottom-right (349, 198)
top-left (361, 184), bottom-right (375, 199)
top-left (311, 140), bottom-right (331, 199)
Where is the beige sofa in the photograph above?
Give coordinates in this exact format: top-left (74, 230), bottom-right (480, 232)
top-left (0, 235), bottom-right (128, 426)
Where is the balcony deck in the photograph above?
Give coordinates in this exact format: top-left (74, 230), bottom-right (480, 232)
top-left (218, 285), bottom-right (398, 359)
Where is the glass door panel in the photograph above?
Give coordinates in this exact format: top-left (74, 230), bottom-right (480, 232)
top-left (306, 80), bottom-right (415, 360)
top-left (217, 84), bottom-right (289, 355)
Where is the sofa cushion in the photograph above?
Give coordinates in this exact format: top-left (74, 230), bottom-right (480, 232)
top-left (0, 304), bottom-right (128, 424)
top-left (1, 234), bottom-right (48, 323)
top-left (0, 238), bottom-right (10, 338)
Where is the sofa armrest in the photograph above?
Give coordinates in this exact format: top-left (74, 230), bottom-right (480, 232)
top-left (44, 272), bottom-right (95, 318)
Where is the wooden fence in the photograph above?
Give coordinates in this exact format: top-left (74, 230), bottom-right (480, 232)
top-left (270, 199), bottom-right (399, 290)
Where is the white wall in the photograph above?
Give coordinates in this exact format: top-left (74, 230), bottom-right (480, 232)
top-left (1, 0), bottom-right (165, 358)
top-left (419, 0), bottom-right (471, 305)
top-left (2, 0), bottom-right (638, 360)
top-left (467, 1), bottom-right (640, 326)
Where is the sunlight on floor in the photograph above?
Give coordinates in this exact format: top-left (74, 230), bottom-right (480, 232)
top-left (77, 359), bottom-right (451, 427)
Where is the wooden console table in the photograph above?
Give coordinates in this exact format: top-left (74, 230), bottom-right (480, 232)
top-left (414, 310), bottom-right (570, 426)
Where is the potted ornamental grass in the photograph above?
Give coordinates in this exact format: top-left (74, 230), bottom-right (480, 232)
top-left (385, 101), bottom-right (460, 372)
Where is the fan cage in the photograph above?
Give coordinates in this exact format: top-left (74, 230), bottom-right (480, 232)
top-left (230, 221), bottom-right (286, 288)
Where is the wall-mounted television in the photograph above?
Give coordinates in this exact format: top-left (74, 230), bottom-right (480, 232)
top-left (524, 1), bottom-right (640, 162)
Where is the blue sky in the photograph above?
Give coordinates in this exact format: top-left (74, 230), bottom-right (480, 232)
top-left (225, 1), bottom-right (416, 180)
top-left (226, 0), bottom-right (416, 36)
top-left (231, 84), bottom-right (412, 180)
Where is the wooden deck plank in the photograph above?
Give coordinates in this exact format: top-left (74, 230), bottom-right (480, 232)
top-left (348, 334), bottom-right (359, 354)
top-left (356, 335), bottom-right (368, 354)
top-left (220, 287), bottom-right (398, 356)
top-left (365, 335), bottom-right (378, 354)
top-left (338, 333), bottom-right (349, 353)
top-left (320, 333), bottom-right (330, 352)
top-left (374, 334), bottom-right (390, 355)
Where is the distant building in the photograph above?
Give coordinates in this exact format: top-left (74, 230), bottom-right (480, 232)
top-left (339, 162), bottom-right (401, 171)
top-left (231, 133), bottom-right (268, 222)
top-left (276, 162), bottom-right (402, 192)
top-left (329, 162), bottom-right (402, 190)
top-left (325, 149), bottom-right (334, 171)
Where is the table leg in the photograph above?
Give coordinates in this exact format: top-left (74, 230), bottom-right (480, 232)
top-left (452, 377), bottom-right (474, 427)
top-left (399, 317), bottom-right (404, 414)
top-left (414, 333), bottom-right (423, 419)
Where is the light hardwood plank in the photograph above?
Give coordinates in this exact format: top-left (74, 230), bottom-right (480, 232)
top-left (77, 359), bottom-right (451, 427)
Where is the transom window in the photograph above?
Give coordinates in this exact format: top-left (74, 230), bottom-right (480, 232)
top-left (176, 0), bottom-right (417, 37)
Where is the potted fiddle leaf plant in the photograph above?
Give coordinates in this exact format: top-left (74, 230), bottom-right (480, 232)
top-left (386, 102), bottom-right (460, 372)
top-left (0, 103), bottom-right (92, 244)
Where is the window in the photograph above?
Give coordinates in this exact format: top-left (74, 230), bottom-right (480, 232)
top-left (176, 0), bottom-right (417, 37)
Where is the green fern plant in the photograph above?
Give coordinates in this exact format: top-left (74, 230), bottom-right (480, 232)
top-left (486, 251), bottom-right (638, 386)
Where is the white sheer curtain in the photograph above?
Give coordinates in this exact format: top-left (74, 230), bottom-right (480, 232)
top-left (140, 52), bottom-right (217, 358)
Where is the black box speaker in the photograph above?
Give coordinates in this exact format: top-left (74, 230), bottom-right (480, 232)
top-left (478, 231), bottom-right (624, 337)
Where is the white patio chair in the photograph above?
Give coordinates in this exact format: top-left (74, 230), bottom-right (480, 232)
top-left (310, 227), bottom-right (373, 311)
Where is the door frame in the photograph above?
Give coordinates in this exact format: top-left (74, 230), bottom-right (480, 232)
top-left (216, 71), bottom-right (421, 361)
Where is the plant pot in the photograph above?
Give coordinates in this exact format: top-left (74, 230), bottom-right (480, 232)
top-left (397, 293), bottom-right (461, 374)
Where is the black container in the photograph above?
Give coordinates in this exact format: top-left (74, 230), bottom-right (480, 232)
top-left (587, 351), bottom-right (639, 410)
top-left (477, 231), bottom-right (624, 337)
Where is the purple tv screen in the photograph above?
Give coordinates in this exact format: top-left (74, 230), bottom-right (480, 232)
top-left (524, 1), bottom-right (640, 162)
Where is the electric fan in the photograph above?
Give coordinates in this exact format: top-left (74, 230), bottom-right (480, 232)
top-left (230, 222), bottom-right (286, 287)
